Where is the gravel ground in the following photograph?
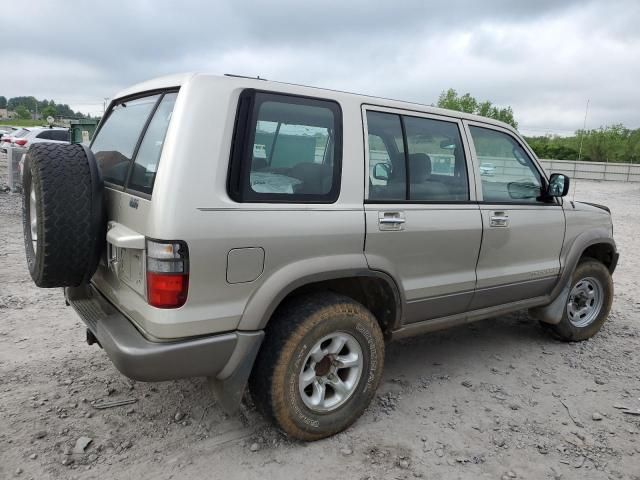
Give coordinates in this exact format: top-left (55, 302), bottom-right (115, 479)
top-left (1, 156), bottom-right (639, 480)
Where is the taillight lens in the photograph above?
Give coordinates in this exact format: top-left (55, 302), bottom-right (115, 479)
top-left (146, 239), bottom-right (189, 308)
top-left (14, 139), bottom-right (27, 146)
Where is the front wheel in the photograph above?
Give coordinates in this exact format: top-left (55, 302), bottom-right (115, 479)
top-left (249, 292), bottom-right (385, 441)
top-left (550, 258), bottom-right (613, 341)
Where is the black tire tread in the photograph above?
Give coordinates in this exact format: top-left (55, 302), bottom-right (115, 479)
top-left (249, 291), bottom-right (385, 440)
top-left (23, 143), bottom-right (101, 287)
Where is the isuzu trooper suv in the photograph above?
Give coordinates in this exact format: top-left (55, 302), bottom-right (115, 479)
top-left (22, 73), bottom-right (618, 441)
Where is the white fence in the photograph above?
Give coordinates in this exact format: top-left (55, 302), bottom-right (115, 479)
top-left (539, 159), bottom-right (640, 183)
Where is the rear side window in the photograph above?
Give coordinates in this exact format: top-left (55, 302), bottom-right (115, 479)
top-left (51, 130), bottom-right (69, 142)
top-left (366, 110), bottom-right (469, 202)
top-left (91, 91), bottom-right (177, 194)
top-left (228, 91), bottom-right (342, 203)
top-left (36, 130), bottom-right (51, 140)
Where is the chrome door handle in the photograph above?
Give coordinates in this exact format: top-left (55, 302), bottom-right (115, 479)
top-left (490, 211), bottom-right (509, 228)
top-left (378, 212), bottom-right (406, 231)
top-left (379, 218), bottom-right (406, 225)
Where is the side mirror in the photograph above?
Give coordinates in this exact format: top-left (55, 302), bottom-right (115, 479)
top-left (373, 162), bottom-right (391, 181)
top-left (547, 173), bottom-right (570, 197)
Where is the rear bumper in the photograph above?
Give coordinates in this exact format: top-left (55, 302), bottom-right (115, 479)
top-left (64, 284), bottom-right (263, 382)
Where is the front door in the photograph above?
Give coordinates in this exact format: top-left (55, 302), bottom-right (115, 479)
top-left (465, 122), bottom-right (565, 309)
top-left (363, 108), bottom-right (483, 323)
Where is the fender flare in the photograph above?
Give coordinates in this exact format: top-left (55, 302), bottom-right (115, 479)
top-left (531, 229), bottom-right (616, 325)
top-left (237, 255), bottom-right (404, 331)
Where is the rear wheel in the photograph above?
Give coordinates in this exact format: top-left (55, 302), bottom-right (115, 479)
top-left (249, 292), bottom-right (385, 441)
top-left (550, 258), bottom-right (613, 341)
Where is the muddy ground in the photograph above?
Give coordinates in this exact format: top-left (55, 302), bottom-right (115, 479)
top-left (1, 158), bottom-right (639, 479)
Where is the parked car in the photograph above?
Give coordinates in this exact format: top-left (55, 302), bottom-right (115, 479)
top-left (480, 162), bottom-right (496, 176)
top-left (14, 127), bottom-right (69, 148)
top-left (1, 127), bottom-right (29, 153)
top-left (21, 74), bottom-right (618, 441)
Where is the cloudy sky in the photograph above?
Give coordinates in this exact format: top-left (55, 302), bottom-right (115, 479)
top-left (2, 0), bottom-right (638, 135)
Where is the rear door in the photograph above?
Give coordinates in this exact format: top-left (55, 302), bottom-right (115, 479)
top-left (465, 121), bottom-right (565, 309)
top-left (363, 107), bottom-right (483, 323)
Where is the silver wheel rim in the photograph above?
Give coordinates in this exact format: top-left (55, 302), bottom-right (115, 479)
top-left (298, 332), bottom-right (363, 412)
top-left (567, 276), bottom-right (603, 327)
top-left (29, 185), bottom-right (38, 251)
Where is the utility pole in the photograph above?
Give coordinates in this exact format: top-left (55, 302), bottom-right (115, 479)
top-left (577, 99), bottom-right (590, 162)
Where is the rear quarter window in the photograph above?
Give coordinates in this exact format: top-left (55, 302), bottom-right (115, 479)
top-left (228, 90), bottom-right (342, 203)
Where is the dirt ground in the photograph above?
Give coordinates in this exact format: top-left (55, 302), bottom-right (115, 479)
top-left (1, 157), bottom-right (639, 480)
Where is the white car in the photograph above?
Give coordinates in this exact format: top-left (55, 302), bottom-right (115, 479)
top-left (14, 127), bottom-right (69, 149)
top-left (1, 127), bottom-right (30, 153)
top-left (16, 128), bottom-right (70, 180)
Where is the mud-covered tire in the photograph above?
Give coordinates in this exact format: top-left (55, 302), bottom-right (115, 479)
top-left (550, 258), bottom-right (613, 341)
top-left (249, 292), bottom-right (385, 441)
top-left (22, 142), bottom-right (105, 288)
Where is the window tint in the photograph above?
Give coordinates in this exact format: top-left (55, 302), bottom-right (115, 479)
top-left (404, 116), bottom-right (468, 201)
top-left (128, 93), bottom-right (177, 194)
top-left (92, 94), bottom-right (160, 186)
top-left (36, 130), bottom-right (51, 140)
top-left (366, 111), bottom-right (406, 201)
top-left (469, 126), bottom-right (542, 203)
top-left (232, 92), bottom-right (341, 202)
top-left (51, 130), bottom-right (69, 142)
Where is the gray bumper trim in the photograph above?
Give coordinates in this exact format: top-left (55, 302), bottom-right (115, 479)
top-left (65, 285), bottom-right (247, 382)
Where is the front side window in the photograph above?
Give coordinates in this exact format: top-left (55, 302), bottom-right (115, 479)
top-left (230, 92), bottom-right (342, 202)
top-left (469, 126), bottom-right (543, 203)
top-left (92, 94), bottom-right (161, 186)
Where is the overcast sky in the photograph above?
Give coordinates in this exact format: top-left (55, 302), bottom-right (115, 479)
top-left (2, 0), bottom-right (638, 136)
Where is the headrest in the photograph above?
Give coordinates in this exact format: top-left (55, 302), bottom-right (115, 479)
top-left (409, 153), bottom-right (432, 181)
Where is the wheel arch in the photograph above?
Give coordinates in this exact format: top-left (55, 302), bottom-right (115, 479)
top-left (238, 258), bottom-right (403, 338)
top-left (532, 230), bottom-right (617, 325)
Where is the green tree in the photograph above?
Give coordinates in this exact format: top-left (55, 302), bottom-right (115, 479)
top-left (15, 105), bottom-right (31, 120)
top-left (0, 96), bottom-right (7, 109)
top-left (41, 105), bottom-right (57, 120)
top-left (436, 88), bottom-right (518, 129)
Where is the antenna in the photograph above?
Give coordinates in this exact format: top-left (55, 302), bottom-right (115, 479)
top-left (572, 99), bottom-right (589, 202)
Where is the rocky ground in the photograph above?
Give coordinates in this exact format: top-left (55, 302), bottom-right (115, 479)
top-left (1, 157), bottom-right (639, 479)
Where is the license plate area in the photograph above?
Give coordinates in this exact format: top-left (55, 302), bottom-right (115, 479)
top-left (107, 242), bottom-right (146, 297)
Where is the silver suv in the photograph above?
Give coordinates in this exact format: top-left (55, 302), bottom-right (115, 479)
top-left (22, 73), bottom-right (618, 441)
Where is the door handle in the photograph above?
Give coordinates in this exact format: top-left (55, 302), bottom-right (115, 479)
top-left (378, 211), bottom-right (406, 231)
top-left (490, 211), bottom-right (509, 228)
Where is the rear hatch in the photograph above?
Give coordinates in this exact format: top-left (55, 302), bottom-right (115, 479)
top-left (90, 90), bottom-right (182, 333)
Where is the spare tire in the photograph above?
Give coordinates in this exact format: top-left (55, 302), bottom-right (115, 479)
top-left (22, 143), bottom-right (105, 288)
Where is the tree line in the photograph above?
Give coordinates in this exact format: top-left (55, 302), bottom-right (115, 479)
top-left (436, 89), bottom-right (639, 163)
top-left (0, 95), bottom-right (86, 120)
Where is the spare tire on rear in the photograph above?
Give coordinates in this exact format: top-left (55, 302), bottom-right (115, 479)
top-left (22, 142), bottom-right (105, 288)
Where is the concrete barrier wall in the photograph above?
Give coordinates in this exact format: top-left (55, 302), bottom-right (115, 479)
top-left (539, 159), bottom-right (640, 182)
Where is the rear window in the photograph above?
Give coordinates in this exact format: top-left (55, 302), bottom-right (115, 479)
top-left (91, 91), bottom-right (178, 194)
top-left (128, 93), bottom-right (177, 194)
top-left (92, 95), bottom-right (161, 186)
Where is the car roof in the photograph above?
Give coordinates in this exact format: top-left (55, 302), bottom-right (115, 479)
top-left (113, 72), bottom-right (516, 132)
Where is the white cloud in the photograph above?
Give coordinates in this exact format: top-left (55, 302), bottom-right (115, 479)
top-left (0, 0), bottom-right (637, 134)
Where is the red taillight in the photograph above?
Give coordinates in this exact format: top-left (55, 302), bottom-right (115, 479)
top-left (147, 272), bottom-right (189, 308)
top-left (14, 139), bottom-right (27, 146)
top-left (146, 239), bottom-right (189, 309)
